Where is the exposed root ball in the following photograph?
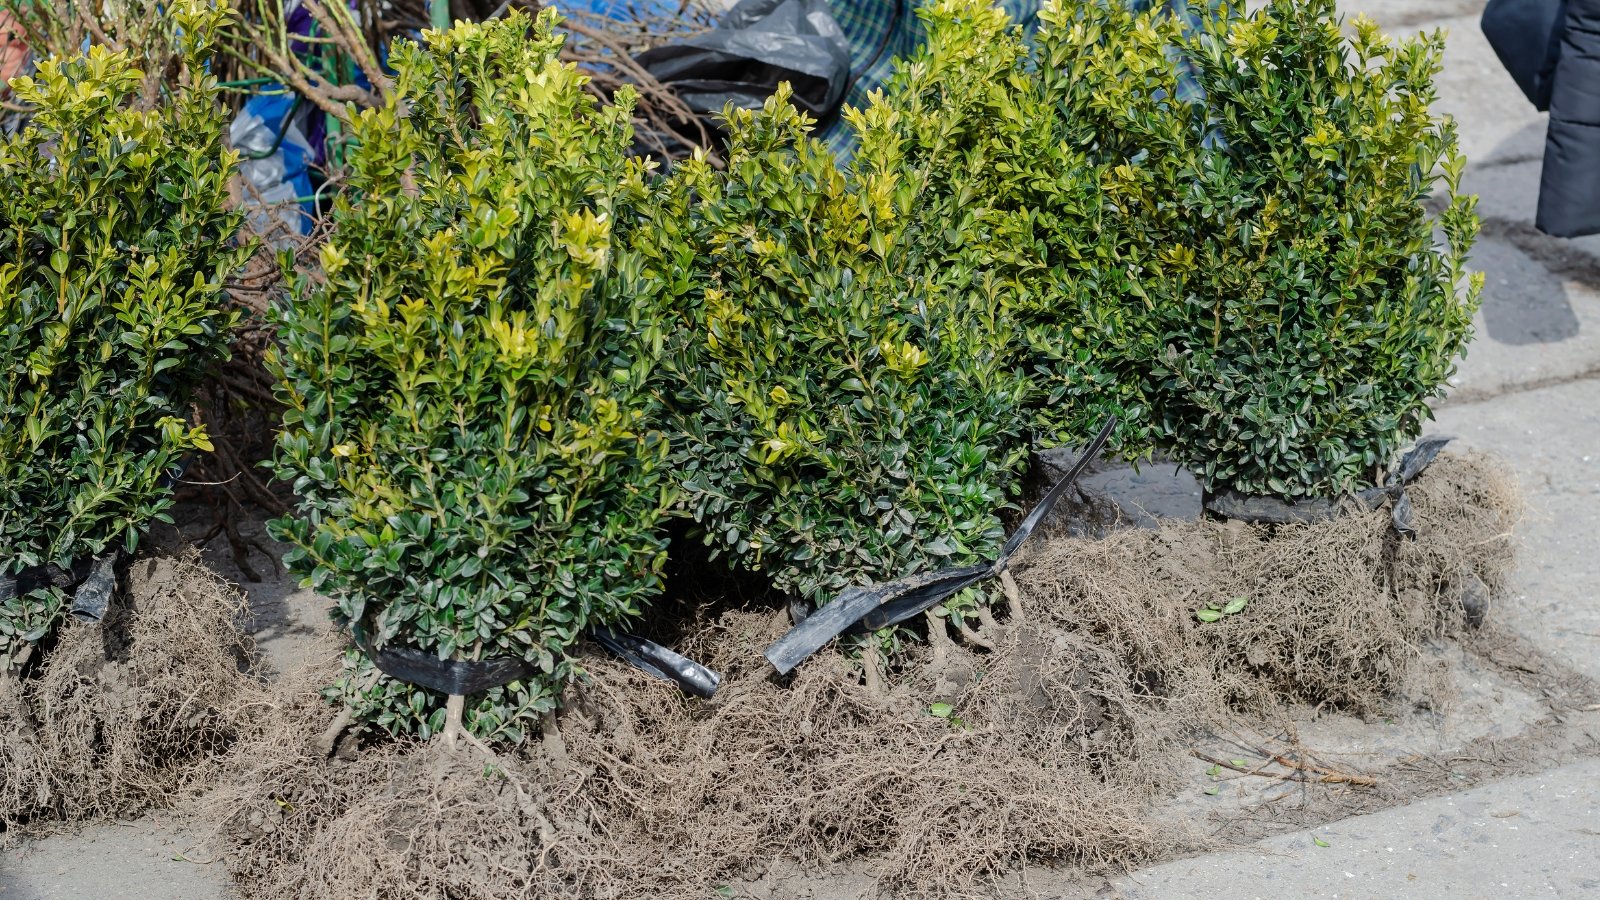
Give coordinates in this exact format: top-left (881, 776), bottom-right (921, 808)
top-left (204, 452), bottom-right (1520, 899)
top-left (206, 621), bottom-right (1176, 900)
top-left (1017, 451), bottom-right (1523, 715)
top-left (1400, 451), bottom-right (1522, 623)
top-left (1, 554), bottom-right (265, 834)
top-left (0, 680), bottom-right (53, 830)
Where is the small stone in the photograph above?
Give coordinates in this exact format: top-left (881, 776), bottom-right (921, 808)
top-left (1461, 573), bottom-right (1492, 629)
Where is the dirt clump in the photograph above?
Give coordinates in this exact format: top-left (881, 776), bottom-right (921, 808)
top-left (1, 553), bottom-right (266, 836)
top-left (200, 451), bottom-right (1522, 900)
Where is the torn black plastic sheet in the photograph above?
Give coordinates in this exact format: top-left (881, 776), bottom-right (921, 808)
top-left (349, 621), bottom-right (723, 699)
top-left (1384, 434), bottom-right (1454, 538)
top-left (590, 626), bottom-right (722, 698)
top-left (68, 554), bottom-right (119, 622)
top-left (636, 0), bottom-right (852, 121)
top-left (1203, 435), bottom-right (1454, 537)
top-left (0, 551), bottom-right (120, 623)
top-left (763, 416), bottom-right (1119, 676)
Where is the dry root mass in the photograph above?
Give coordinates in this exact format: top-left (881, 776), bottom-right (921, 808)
top-left (1, 554), bottom-right (265, 835)
top-left (196, 451), bottom-right (1521, 900)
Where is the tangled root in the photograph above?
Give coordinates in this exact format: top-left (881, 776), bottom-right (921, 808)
top-left (204, 614), bottom-right (1176, 900)
top-left (1, 554), bottom-right (266, 835)
top-left (202, 452), bottom-right (1521, 899)
top-left (1401, 451), bottom-right (1523, 626)
top-left (1017, 450), bottom-right (1523, 715)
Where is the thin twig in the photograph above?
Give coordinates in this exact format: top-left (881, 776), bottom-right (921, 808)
top-left (1191, 749), bottom-right (1379, 786)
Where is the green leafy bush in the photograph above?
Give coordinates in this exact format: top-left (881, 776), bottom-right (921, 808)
top-left (268, 10), bottom-right (672, 743)
top-left (0, 0), bottom-right (246, 674)
top-left (661, 7), bottom-right (1037, 612)
top-left (1022, 0), bottom-right (1482, 498)
top-left (842, 0), bottom-right (1119, 455)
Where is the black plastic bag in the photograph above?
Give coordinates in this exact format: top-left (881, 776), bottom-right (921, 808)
top-left (637, 0), bottom-right (852, 122)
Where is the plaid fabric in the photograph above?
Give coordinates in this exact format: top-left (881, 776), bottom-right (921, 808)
top-left (815, 0), bottom-right (1211, 158)
top-left (1137, 0), bottom-right (1211, 107)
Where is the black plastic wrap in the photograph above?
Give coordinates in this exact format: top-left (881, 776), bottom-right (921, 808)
top-left (637, 0), bottom-right (851, 121)
top-left (763, 417), bottom-right (1118, 675)
top-left (350, 621), bottom-right (723, 699)
top-left (1203, 435), bottom-right (1455, 537)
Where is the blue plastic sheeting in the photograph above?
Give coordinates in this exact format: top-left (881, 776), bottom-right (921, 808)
top-left (232, 91), bottom-right (317, 236)
top-left (230, 0), bottom-right (381, 236)
top-left (573, 0), bottom-right (690, 14)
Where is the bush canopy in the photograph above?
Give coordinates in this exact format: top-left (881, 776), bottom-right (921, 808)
top-left (1020, 0), bottom-right (1481, 498)
top-left (268, 10), bottom-right (674, 742)
top-left (662, 51), bottom-right (1036, 615)
top-left (0, 0), bottom-right (246, 674)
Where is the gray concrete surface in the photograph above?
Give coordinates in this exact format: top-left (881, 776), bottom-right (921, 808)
top-left (1109, 758), bottom-right (1600, 899)
top-left (1436, 380), bottom-right (1600, 684)
top-left (0, 821), bottom-right (227, 900)
top-left (1428, 14), bottom-right (1549, 167)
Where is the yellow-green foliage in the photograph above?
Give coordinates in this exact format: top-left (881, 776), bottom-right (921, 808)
top-left (1021, 0), bottom-right (1481, 497)
top-left (0, 0), bottom-right (246, 673)
top-left (268, 11), bottom-right (673, 742)
top-left (660, 2), bottom-right (1045, 611)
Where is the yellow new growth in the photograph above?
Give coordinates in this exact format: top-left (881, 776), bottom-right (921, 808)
top-left (1159, 244), bottom-right (1197, 272)
top-left (761, 420), bottom-right (806, 465)
top-left (879, 338), bottom-right (930, 378)
top-left (486, 312), bottom-right (539, 365)
top-left (320, 242), bottom-right (349, 276)
top-left (558, 208), bottom-right (612, 271)
top-left (1226, 19), bottom-right (1279, 59)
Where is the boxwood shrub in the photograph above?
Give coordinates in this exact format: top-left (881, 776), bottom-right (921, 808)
top-left (268, 10), bottom-right (673, 742)
top-left (1023, 0), bottom-right (1482, 498)
top-left (661, 4), bottom-right (1041, 618)
top-left (0, 0), bottom-right (247, 675)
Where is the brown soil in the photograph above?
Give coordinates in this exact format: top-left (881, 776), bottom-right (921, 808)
top-left (196, 451), bottom-right (1525, 900)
